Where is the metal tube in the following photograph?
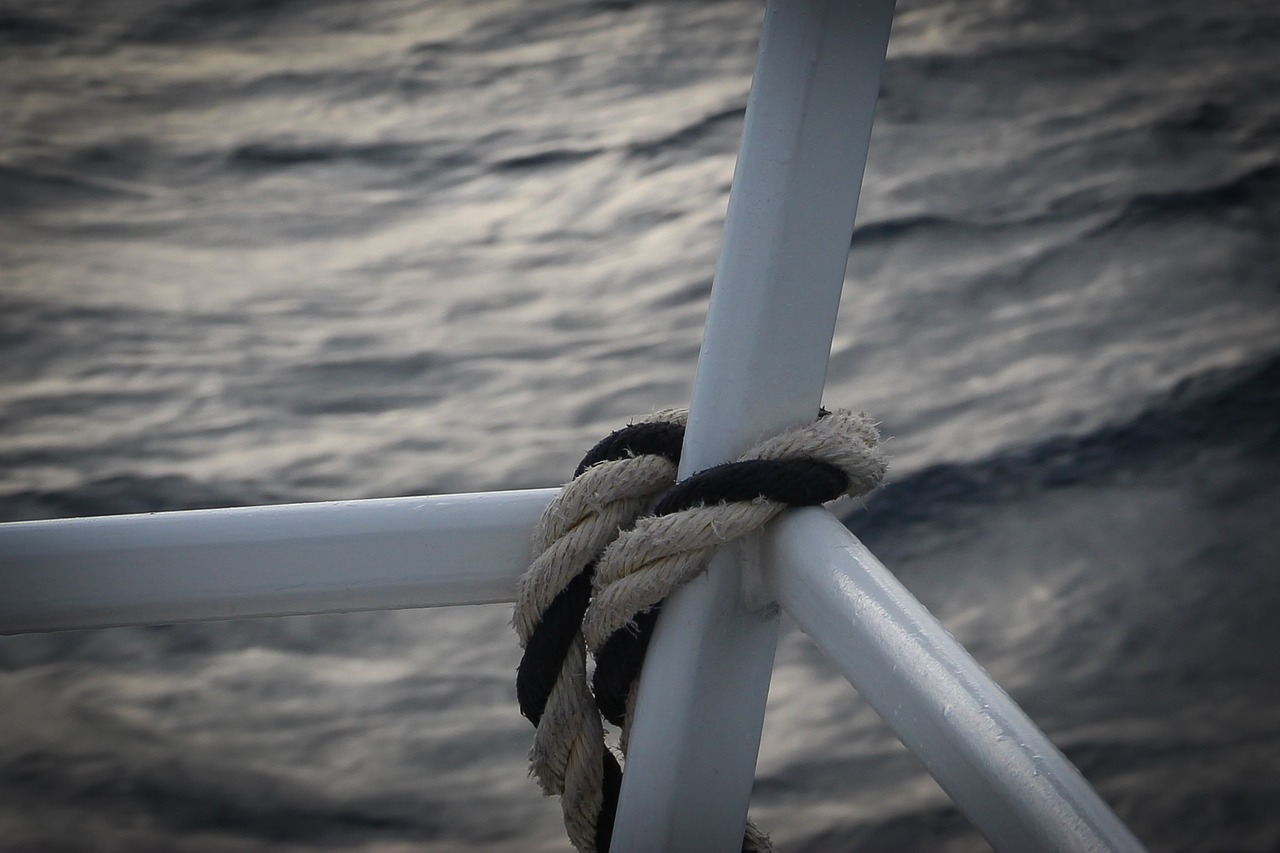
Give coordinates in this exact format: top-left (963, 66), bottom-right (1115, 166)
top-left (764, 508), bottom-right (1148, 853)
top-left (612, 1), bottom-right (897, 849)
top-left (0, 488), bottom-right (556, 634)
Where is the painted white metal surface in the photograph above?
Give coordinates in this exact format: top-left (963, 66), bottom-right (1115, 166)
top-left (612, 1), bottom-right (897, 850)
top-left (764, 508), bottom-right (1148, 853)
top-left (0, 0), bottom-right (1152, 848)
top-left (0, 488), bottom-right (555, 634)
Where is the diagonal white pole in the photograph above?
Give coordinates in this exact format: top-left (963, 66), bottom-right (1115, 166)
top-left (610, 1), bottom-right (896, 850)
top-left (765, 509), bottom-right (1147, 852)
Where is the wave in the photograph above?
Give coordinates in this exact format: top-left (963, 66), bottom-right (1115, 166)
top-left (489, 103), bottom-right (745, 174)
top-left (255, 350), bottom-right (457, 416)
top-left (848, 212), bottom-right (1023, 248)
top-left (0, 164), bottom-right (150, 212)
top-left (0, 299), bottom-right (179, 387)
top-left (877, 42), bottom-right (1126, 125)
top-left (6, 352), bottom-right (1274, 529)
top-left (2, 745), bottom-right (442, 843)
top-left (492, 146), bottom-right (602, 172)
top-left (0, 474), bottom-right (286, 523)
top-left (1083, 163), bottom-right (1280, 236)
top-left (126, 0), bottom-right (346, 43)
top-left (627, 105), bottom-right (745, 159)
top-left (845, 352), bottom-right (1280, 541)
top-left (228, 139), bottom-right (425, 171)
top-left (0, 10), bottom-right (75, 44)
top-left (849, 159), bottom-right (1280, 251)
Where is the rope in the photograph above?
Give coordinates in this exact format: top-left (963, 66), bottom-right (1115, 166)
top-left (515, 410), bottom-right (686, 853)
top-left (514, 408), bottom-right (886, 853)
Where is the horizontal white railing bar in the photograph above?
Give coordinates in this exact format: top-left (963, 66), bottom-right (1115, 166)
top-left (764, 508), bottom-right (1147, 853)
top-left (0, 489), bottom-right (1149, 850)
top-left (0, 488), bottom-right (556, 635)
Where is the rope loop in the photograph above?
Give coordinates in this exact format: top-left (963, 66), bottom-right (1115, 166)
top-left (513, 407), bottom-right (886, 853)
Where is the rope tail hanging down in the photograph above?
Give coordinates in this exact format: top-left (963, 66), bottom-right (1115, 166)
top-left (513, 410), bottom-right (688, 853)
top-left (514, 408), bottom-right (887, 853)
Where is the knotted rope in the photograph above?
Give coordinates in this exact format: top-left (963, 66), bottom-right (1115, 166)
top-left (514, 408), bottom-right (886, 853)
top-left (514, 410), bottom-right (686, 853)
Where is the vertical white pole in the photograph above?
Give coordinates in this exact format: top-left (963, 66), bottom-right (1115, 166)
top-left (610, 1), bottom-right (896, 850)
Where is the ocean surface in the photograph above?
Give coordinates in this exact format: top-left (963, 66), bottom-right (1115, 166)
top-left (2, 0), bottom-right (1278, 850)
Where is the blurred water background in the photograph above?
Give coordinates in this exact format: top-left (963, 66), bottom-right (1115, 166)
top-left (1, 0), bottom-right (1278, 850)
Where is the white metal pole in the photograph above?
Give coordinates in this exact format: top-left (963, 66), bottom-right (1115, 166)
top-left (764, 508), bottom-right (1148, 852)
top-left (611, 1), bottom-right (896, 850)
top-left (0, 488), bottom-right (556, 634)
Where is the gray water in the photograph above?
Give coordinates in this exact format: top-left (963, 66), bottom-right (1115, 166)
top-left (1, 1), bottom-right (1279, 850)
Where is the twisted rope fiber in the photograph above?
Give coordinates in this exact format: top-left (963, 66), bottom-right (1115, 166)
top-left (514, 411), bottom-right (687, 853)
top-left (513, 409), bottom-right (768, 853)
top-left (515, 409), bottom-right (886, 853)
top-left (584, 410), bottom-right (886, 753)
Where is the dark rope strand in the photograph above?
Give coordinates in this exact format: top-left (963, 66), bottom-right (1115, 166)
top-left (517, 417), bottom-right (686, 853)
top-left (574, 420), bottom-right (686, 478)
top-left (591, 456), bottom-right (850, 737)
top-left (517, 419), bottom-right (686, 726)
top-left (592, 607), bottom-right (660, 726)
top-left (517, 567), bottom-right (594, 724)
top-left (654, 458), bottom-right (848, 515)
top-left (522, 411), bottom-right (844, 853)
top-left (595, 750), bottom-right (623, 853)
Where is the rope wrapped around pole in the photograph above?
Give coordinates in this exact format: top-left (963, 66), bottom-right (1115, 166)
top-left (514, 408), bottom-right (886, 853)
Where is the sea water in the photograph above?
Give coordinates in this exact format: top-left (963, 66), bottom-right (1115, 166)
top-left (1, 1), bottom-right (1278, 850)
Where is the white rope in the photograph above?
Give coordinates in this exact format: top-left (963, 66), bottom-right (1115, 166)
top-left (515, 408), bottom-right (886, 853)
top-left (584, 410), bottom-right (886, 649)
top-left (514, 410), bottom-right (686, 853)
